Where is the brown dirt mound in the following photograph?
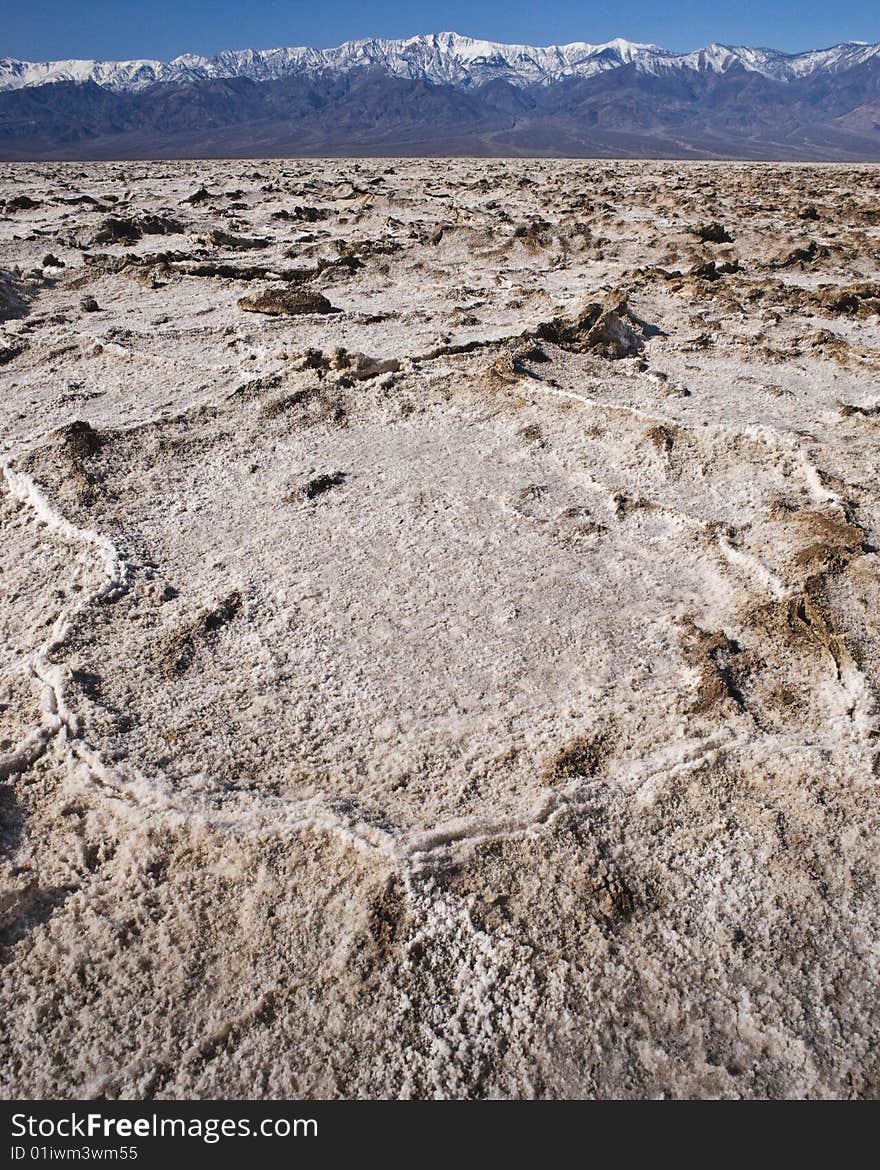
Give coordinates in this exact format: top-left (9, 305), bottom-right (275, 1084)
top-left (238, 288), bottom-right (336, 316)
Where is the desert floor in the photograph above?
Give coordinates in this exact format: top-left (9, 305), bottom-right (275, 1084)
top-left (1, 158), bottom-right (879, 1098)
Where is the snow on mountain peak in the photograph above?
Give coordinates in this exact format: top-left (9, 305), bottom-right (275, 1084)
top-left (1, 32), bottom-right (879, 93)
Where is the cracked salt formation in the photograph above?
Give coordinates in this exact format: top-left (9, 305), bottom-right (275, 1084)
top-left (1, 158), bottom-right (879, 1099)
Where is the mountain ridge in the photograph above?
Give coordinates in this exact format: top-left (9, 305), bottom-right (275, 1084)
top-left (3, 32), bottom-right (880, 161)
top-left (3, 31), bottom-right (880, 93)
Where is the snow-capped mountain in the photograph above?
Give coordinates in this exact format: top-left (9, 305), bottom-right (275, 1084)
top-left (2, 31), bottom-right (880, 93)
top-left (3, 30), bottom-right (880, 162)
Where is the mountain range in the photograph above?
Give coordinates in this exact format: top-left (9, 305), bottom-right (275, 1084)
top-left (2, 31), bottom-right (880, 160)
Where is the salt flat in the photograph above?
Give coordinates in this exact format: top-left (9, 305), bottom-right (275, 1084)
top-left (1, 158), bottom-right (879, 1098)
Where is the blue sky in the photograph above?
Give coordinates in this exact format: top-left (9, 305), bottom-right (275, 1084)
top-left (3, 0), bottom-right (880, 61)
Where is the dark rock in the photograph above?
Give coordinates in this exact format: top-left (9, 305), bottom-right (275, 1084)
top-left (183, 186), bottom-right (213, 204)
top-left (694, 222), bottom-right (734, 243)
top-left (6, 194), bottom-right (40, 211)
top-left (238, 288), bottom-right (335, 316)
